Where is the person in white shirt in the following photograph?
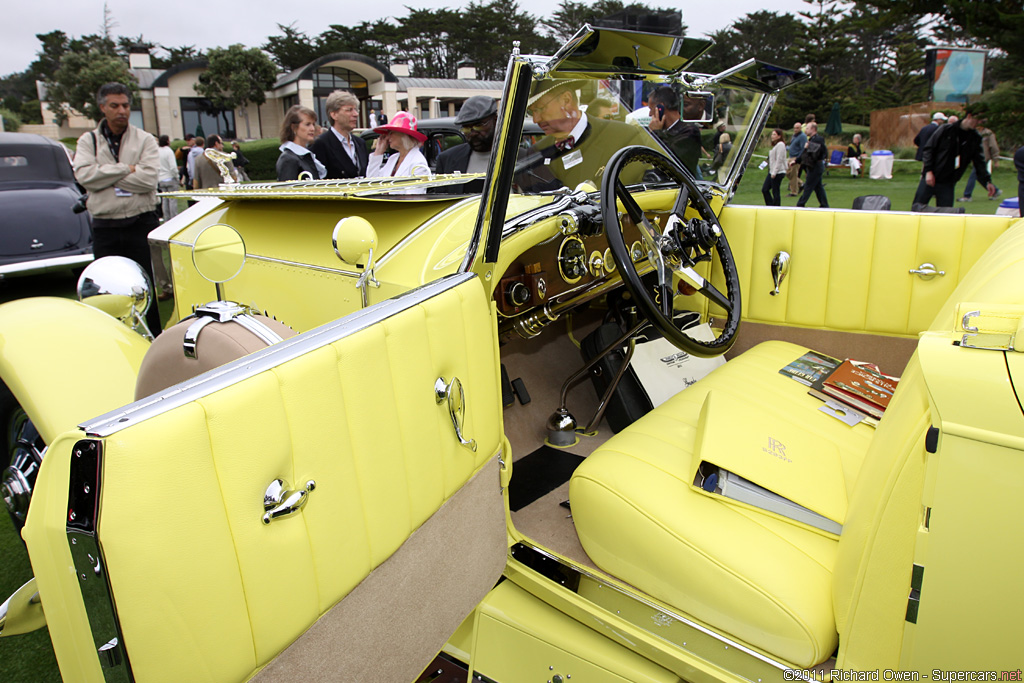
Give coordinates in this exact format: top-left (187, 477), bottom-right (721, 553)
top-left (156, 135), bottom-right (179, 219)
top-left (366, 111), bottom-right (430, 195)
top-left (762, 128), bottom-right (788, 206)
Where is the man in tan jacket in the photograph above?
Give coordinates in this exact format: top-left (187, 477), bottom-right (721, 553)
top-left (74, 82), bottom-right (162, 334)
top-left (192, 134), bottom-right (236, 189)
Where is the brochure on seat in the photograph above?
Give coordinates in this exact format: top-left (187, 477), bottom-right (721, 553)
top-left (778, 350), bottom-right (841, 387)
top-left (690, 391), bottom-right (847, 534)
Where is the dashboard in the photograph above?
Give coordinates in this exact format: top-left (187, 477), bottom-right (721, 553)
top-left (494, 208), bottom-right (651, 319)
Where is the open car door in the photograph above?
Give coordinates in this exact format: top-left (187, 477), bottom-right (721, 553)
top-left (23, 271), bottom-right (507, 683)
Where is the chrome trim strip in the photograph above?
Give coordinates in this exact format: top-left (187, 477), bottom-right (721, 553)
top-left (510, 541), bottom-right (794, 675)
top-left (81, 272), bottom-right (478, 437)
top-left (161, 175), bottom-right (484, 200)
top-left (242, 253), bottom-right (360, 278)
top-left (66, 439), bottom-right (133, 682)
top-left (0, 253), bottom-right (93, 277)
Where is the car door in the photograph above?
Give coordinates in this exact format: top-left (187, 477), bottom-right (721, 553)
top-left (22, 271), bottom-right (507, 683)
top-left (695, 207), bottom-right (1019, 368)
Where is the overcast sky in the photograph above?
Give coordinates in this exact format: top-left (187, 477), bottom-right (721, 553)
top-left (1, 0), bottom-right (812, 76)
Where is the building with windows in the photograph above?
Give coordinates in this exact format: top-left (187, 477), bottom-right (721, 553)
top-left (28, 49), bottom-right (502, 142)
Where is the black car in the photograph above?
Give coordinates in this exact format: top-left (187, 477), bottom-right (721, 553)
top-left (361, 116), bottom-right (543, 170)
top-left (0, 132), bottom-right (92, 279)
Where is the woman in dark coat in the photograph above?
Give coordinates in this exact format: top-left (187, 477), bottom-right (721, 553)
top-left (276, 105), bottom-right (325, 181)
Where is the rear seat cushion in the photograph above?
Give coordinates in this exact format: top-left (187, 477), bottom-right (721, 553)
top-left (570, 340), bottom-right (873, 667)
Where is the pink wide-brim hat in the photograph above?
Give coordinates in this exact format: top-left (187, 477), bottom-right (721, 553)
top-left (373, 111), bottom-right (427, 143)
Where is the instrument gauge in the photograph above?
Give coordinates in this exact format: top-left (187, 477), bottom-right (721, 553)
top-left (629, 240), bottom-right (645, 262)
top-left (603, 248), bottom-right (617, 273)
top-left (557, 236), bottom-right (588, 284)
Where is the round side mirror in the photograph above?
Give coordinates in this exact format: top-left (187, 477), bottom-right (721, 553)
top-left (193, 224), bottom-right (245, 284)
top-left (77, 256), bottom-right (153, 328)
top-left (332, 217), bottom-right (378, 268)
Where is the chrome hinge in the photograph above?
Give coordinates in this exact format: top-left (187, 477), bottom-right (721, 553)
top-left (905, 563), bottom-right (924, 623)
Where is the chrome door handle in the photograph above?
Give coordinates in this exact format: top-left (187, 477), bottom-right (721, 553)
top-left (435, 376), bottom-right (477, 452)
top-left (909, 263), bottom-right (945, 280)
top-left (262, 479), bottom-right (316, 525)
top-left (770, 251), bottom-right (790, 296)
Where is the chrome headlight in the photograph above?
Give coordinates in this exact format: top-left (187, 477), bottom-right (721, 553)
top-left (77, 256), bottom-right (154, 340)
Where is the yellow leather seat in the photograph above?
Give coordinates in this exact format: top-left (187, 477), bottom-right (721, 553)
top-left (571, 220), bottom-right (1024, 668)
top-left (571, 341), bottom-right (859, 666)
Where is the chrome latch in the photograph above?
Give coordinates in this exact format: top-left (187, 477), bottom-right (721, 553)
top-left (909, 263), bottom-right (945, 280)
top-left (262, 479), bottom-right (316, 525)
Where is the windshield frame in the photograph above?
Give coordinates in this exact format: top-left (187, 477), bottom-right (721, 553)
top-left (462, 30), bottom-right (784, 272)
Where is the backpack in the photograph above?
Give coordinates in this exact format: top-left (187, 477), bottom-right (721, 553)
top-left (800, 137), bottom-right (824, 168)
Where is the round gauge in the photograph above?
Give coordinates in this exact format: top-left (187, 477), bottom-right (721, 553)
top-left (603, 248), bottom-right (617, 273)
top-left (629, 240), bottom-right (644, 262)
top-left (589, 251), bottom-right (604, 276)
top-left (558, 236), bottom-right (588, 283)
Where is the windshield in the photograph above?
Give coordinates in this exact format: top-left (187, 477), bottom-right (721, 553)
top-left (512, 74), bottom-right (763, 194)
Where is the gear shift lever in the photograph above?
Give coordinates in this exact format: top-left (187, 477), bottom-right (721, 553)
top-left (545, 319), bottom-right (645, 447)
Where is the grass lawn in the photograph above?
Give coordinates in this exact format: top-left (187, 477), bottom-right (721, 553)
top-left (732, 158), bottom-right (1019, 214)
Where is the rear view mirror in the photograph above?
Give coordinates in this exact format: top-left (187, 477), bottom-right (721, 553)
top-left (682, 92), bottom-right (714, 124)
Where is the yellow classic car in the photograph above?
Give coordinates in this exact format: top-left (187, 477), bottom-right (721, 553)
top-left (2, 24), bottom-right (1024, 683)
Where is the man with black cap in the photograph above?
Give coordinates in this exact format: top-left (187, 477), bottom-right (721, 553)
top-left (913, 102), bottom-right (996, 209)
top-left (435, 96), bottom-right (497, 192)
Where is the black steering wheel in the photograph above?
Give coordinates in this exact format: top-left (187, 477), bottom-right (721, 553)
top-left (600, 146), bottom-right (741, 358)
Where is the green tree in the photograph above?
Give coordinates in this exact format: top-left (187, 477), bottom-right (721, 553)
top-left (540, 1), bottom-right (685, 43)
top-left (394, 8), bottom-right (464, 78)
top-left (771, 0), bottom-right (856, 129)
top-left (974, 81), bottom-right (1024, 149)
top-left (696, 11), bottom-right (803, 75)
top-left (263, 23), bottom-right (323, 71)
top-left (0, 107), bottom-right (22, 132)
top-left (152, 45), bottom-right (203, 70)
top-left (195, 44), bottom-right (277, 139)
top-left (44, 50), bottom-right (138, 124)
top-left (454, 1), bottom-right (556, 81)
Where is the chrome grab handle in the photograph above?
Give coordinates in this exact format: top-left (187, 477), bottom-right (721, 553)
top-left (909, 263), bottom-right (945, 280)
top-left (262, 479), bottom-right (316, 525)
top-left (770, 250), bottom-right (790, 296)
top-left (435, 376), bottom-right (477, 452)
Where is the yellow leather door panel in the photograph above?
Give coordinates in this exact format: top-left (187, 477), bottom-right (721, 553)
top-left (712, 207), bottom-right (1016, 337)
top-left (33, 273), bottom-right (505, 682)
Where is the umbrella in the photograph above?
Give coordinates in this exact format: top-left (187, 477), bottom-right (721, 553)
top-left (824, 102), bottom-right (842, 136)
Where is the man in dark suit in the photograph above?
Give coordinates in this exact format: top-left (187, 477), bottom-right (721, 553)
top-left (647, 86), bottom-right (706, 176)
top-left (434, 96), bottom-right (497, 193)
top-left (309, 91), bottom-right (369, 179)
top-left (516, 81), bottom-right (653, 192)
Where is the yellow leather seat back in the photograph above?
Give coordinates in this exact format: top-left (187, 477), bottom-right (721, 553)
top-left (713, 207), bottom-right (1014, 335)
top-left (832, 218), bottom-right (1024, 669)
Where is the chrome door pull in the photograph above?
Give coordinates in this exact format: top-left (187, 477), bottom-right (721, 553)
top-left (909, 263), bottom-right (945, 280)
top-left (770, 251), bottom-right (790, 296)
top-left (435, 376), bottom-right (477, 452)
top-left (262, 479), bottom-right (316, 525)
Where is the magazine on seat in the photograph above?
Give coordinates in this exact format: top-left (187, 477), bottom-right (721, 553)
top-left (690, 390), bottom-right (847, 535)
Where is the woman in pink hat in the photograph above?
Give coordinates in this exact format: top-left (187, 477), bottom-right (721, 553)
top-left (367, 111), bottom-right (430, 192)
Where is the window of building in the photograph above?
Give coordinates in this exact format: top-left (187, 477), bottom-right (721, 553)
top-left (180, 98), bottom-right (236, 139)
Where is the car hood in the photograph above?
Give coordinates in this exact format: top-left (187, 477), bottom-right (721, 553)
top-left (0, 184), bottom-right (90, 257)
